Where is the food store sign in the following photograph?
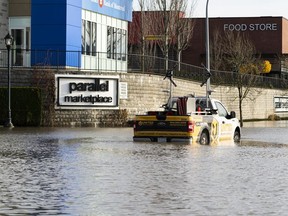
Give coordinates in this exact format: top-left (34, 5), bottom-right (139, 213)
top-left (56, 75), bottom-right (119, 109)
top-left (224, 23), bottom-right (278, 31)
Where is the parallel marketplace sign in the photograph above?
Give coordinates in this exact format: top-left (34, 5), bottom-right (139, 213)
top-left (56, 75), bottom-right (119, 109)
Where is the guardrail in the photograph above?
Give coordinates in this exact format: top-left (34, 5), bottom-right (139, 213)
top-left (0, 49), bottom-right (288, 89)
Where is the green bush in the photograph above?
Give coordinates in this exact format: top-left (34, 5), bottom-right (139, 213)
top-left (0, 87), bottom-right (42, 126)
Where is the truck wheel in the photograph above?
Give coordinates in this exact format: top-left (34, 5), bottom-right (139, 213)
top-left (199, 131), bottom-right (209, 145)
top-left (233, 130), bottom-right (241, 142)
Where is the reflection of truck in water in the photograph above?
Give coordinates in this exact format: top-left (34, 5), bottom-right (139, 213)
top-left (133, 68), bottom-right (241, 145)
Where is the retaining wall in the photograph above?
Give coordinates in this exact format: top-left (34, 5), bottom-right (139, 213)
top-left (0, 69), bottom-right (287, 126)
top-left (120, 72), bottom-right (288, 120)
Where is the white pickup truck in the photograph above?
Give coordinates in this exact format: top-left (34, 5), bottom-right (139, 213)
top-left (133, 95), bottom-right (241, 145)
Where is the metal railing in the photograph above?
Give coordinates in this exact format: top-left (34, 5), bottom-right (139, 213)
top-left (1, 49), bottom-right (288, 89)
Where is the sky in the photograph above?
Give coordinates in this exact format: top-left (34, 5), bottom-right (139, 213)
top-left (132, 0), bottom-right (288, 19)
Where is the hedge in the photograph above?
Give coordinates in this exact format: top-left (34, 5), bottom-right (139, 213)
top-left (0, 87), bottom-right (42, 126)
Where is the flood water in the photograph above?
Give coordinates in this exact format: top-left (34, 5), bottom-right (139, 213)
top-left (1, 121), bottom-right (288, 215)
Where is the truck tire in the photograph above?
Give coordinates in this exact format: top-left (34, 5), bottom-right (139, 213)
top-left (233, 130), bottom-right (241, 142)
top-left (199, 131), bottom-right (209, 145)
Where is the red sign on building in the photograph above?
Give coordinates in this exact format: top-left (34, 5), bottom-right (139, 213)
top-left (99, 0), bottom-right (104, 7)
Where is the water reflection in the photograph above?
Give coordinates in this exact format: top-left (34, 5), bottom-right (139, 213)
top-left (242, 120), bottom-right (288, 145)
top-left (0, 122), bottom-right (288, 215)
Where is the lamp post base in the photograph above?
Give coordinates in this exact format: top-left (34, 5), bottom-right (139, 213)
top-left (4, 120), bottom-right (14, 128)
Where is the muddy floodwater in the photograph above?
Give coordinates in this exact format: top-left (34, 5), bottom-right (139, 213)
top-left (1, 121), bottom-right (288, 215)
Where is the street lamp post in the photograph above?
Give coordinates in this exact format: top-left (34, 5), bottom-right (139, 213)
top-left (205, 0), bottom-right (211, 108)
top-left (4, 33), bottom-right (14, 128)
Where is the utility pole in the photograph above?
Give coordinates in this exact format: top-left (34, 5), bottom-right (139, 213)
top-left (205, 0), bottom-right (211, 108)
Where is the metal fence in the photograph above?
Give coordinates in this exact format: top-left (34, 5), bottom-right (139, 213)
top-left (1, 49), bottom-right (288, 90)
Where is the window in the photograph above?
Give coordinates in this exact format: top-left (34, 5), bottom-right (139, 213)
top-left (82, 20), bottom-right (97, 56)
top-left (81, 20), bottom-right (85, 54)
top-left (85, 21), bottom-right (91, 55)
top-left (107, 26), bottom-right (127, 61)
top-left (11, 29), bottom-right (24, 66)
top-left (107, 26), bottom-right (112, 58)
top-left (215, 102), bottom-right (228, 117)
top-left (117, 28), bottom-right (122, 60)
top-left (26, 27), bottom-right (30, 51)
top-left (121, 29), bottom-right (127, 61)
top-left (92, 22), bottom-right (97, 56)
top-left (112, 27), bottom-right (117, 59)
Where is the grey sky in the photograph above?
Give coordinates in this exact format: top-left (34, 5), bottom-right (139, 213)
top-left (132, 0), bottom-right (288, 19)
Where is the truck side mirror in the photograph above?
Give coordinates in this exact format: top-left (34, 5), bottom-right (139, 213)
top-left (230, 111), bottom-right (236, 118)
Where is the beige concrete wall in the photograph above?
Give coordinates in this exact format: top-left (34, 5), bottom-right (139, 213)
top-left (1, 69), bottom-right (287, 126)
top-left (119, 73), bottom-right (288, 121)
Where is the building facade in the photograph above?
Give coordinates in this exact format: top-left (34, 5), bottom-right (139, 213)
top-left (182, 17), bottom-right (288, 78)
top-left (0, 0), bottom-right (9, 50)
top-left (3, 0), bottom-right (132, 71)
top-left (128, 13), bottom-right (288, 78)
top-left (0, 0), bottom-right (134, 126)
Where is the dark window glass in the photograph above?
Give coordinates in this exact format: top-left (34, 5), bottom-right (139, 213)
top-left (92, 22), bottom-right (97, 56)
top-left (81, 20), bottom-right (85, 54)
top-left (107, 26), bottom-right (112, 59)
top-left (85, 21), bottom-right (91, 55)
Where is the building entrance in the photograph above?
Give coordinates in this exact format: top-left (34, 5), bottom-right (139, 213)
top-left (9, 17), bottom-right (31, 67)
top-left (11, 28), bottom-right (30, 67)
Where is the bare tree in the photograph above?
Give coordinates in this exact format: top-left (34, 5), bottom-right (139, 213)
top-left (210, 29), bottom-right (224, 70)
top-left (211, 31), bottom-right (262, 126)
top-left (149, 0), bottom-right (171, 71)
top-left (130, 0), bottom-right (195, 72)
top-left (170, 0), bottom-right (195, 71)
top-left (151, 0), bottom-right (195, 71)
top-left (129, 0), bottom-right (158, 72)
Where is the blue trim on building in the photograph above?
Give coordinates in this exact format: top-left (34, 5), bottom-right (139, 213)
top-left (31, 0), bottom-right (82, 67)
